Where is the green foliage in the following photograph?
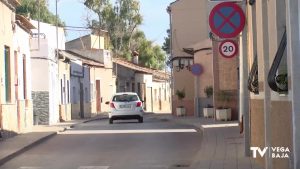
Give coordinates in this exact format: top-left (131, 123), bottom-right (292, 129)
top-left (175, 89), bottom-right (185, 101)
top-left (204, 86), bottom-right (213, 98)
top-left (16, 0), bottom-right (65, 27)
top-left (84, 0), bottom-right (166, 70)
top-left (216, 90), bottom-right (232, 109)
top-left (162, 29), bottom-right (170, 55)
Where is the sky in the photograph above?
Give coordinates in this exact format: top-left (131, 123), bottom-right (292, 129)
top-left (48, 0), bottom-right (174, 46)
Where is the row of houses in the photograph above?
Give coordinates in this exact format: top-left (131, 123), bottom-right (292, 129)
top-left (168, 0), bottom-right (300, 168)
top-left (0, 0), bottom-right (171, 136)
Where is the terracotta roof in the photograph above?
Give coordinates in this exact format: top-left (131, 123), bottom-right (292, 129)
top-left (112, 58), bottom-right (170, 80)
top-left (16, 15), bottom-right (35, 33)
top-left (1, 0), bottom-right (20, 9)
top-left (59, 50), bottom-right (104, 68)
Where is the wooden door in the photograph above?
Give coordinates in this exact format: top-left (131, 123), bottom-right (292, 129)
top-left (96, 80), bottom-right (101, 113)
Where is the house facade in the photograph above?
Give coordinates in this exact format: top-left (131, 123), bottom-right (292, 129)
top-left (30, 20), bottom-right (65, 125)
top-left (0, 0), bottom-right (34, 134)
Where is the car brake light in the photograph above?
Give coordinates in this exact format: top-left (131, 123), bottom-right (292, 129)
top-left (110, 103), bottom-right (115, 108)
top-left (136, 101), bottom-right (142, 107)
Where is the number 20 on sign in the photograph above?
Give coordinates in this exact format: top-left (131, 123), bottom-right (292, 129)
top-left (219, 40), bottom-right (238, 59)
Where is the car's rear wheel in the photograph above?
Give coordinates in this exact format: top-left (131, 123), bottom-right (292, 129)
top-left (138, 117), bottom-right (143, 123)
top-left (109, 118), bottom-right (113, 124)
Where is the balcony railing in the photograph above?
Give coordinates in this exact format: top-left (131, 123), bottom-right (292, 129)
top-left (267, 28), bottom-right (288, 94)
top-left (248, 55), bottom-right (259, 94)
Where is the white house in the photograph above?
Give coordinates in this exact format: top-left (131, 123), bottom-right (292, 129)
top-left (12, 15), bottom-right (35, 132)
top-left (30, 20), bottom-right (65, 125)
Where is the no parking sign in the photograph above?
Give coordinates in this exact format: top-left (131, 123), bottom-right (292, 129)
top-left (209, 2), bottom-right (245, 38)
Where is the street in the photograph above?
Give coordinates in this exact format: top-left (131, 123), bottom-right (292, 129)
top-left (0, 115), bottom-right (202, 169)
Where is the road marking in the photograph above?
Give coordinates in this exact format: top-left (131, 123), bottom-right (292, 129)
top-left (18, 166), bottom-right (109, 169)
top-left (59, 129), bottom-right (197, 135)
top-left (201, 123), bottom-right (238, 128)
top-left (78, 166), bottom-right (109, 169)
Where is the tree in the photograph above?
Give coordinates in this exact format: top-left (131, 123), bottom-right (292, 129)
top-left (16, 0), bottom-right (65, 26)
top-left (162, 29), bottom-right (170, 55)
top-left (84, 0), bottom-right (166, 70)
top-left (84, 0), bottom-right (142, 54)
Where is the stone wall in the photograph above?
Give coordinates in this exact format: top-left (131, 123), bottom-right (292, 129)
top-left (32, 91), bottom-right (49, 125)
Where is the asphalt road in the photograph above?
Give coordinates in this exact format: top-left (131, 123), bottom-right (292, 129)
top-left (0, 115), bottom-right (202, 169)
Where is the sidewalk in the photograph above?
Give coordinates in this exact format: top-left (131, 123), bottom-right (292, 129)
top-left (155, 114), bottom-right (263, 169)
top-left (0, 115), bottom-right (104, 166)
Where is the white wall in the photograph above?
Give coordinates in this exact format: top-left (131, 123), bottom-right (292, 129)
top-left (13, 24), bottom-right (32, 100)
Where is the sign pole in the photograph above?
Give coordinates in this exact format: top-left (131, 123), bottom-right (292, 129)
top-left (191, 64), bottom-right (203, 117)
top-left (195, 76), bottom-right (200, 117)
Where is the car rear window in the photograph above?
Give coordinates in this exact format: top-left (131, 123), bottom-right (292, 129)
top-left (112, 94), bottom-right (139, 102)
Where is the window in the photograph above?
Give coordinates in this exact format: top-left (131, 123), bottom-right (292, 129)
top-left (85, 87), bottom-right (89, 102)
top-left (14, 51), bottom-right (18, 101)
top-left (67, 80), bottom-right (70, 103)
top-left (132, 83), bottom-right (135, 92)
top-left (112, 94), bottom-right (138, 102)
top-left (126, 82), bottom-right (130, 91)
top-left (137, 82), bottom-right (141, 98)
top-left (90, 83), bottom-right (94, 101)
top-left (72, 86), bottom-right (76, 103)
top-left (4, 46), bottom-right (11, 102)
top-left (164, 88), bottom-right (167, 101)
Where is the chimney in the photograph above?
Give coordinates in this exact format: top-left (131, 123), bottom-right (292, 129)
top-left (132, 51), bottom-right (139, 64)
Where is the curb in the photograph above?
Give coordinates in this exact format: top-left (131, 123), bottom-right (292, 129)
top-left (0, 132), bottom-right (57, 166)
top-left (69, 115), bottom-right (109, 129)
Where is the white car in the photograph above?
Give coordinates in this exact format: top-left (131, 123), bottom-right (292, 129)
top-left (106, 92), bottom-right (144, 124)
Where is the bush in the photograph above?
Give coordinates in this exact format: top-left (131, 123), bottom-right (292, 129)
top-left (204, 86), bottom-right (213, 98)
top-left (175, 89), bottom-right (185, 100)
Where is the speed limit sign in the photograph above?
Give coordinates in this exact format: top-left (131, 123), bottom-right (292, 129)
top-left (219, 40), bottom-right (238, 58)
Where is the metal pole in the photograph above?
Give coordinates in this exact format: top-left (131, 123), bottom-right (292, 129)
top-left (240, 1), bottom-right (250, 157)
top-left (260, 0), bottom-right (272, 168)
top-left (286, 0), bottom-right (300, 168)
top-left (195, 76), bottom-right (200, 117)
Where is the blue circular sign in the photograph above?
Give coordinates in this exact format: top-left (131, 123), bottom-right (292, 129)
top-left (191, 64), bottom-right (203, 76)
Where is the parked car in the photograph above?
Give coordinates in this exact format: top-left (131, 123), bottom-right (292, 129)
top-left (105, 92), bottom-right (144, 124)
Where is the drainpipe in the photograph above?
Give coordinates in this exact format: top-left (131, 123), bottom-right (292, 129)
top-left (167, 5), bottom-right (173, 114)
top-left (240, 2), bottom-right (250, 157)
top-left (261, 0), bottom-right (272, 168)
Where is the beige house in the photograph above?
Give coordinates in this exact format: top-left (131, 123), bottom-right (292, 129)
top-left (65, 34), bottom-right (115, 118)
top-left (58, 50), bottom-right (114, 119)
top-left (0, 1), bottom-right (34, 134)
top-left (113, 58), bottom-right (171, 113)
top-left (244, 0), bottom-right (300, 169)
top-left (58, 53), bottom-right (71, 121)
top-left (168, 0), bottom-right (210, 116)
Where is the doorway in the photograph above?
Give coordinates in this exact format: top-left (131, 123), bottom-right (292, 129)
top-left (96, 80), bottom-right (101, 113)
top-left (80, 83), bottom-right (84, 118)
